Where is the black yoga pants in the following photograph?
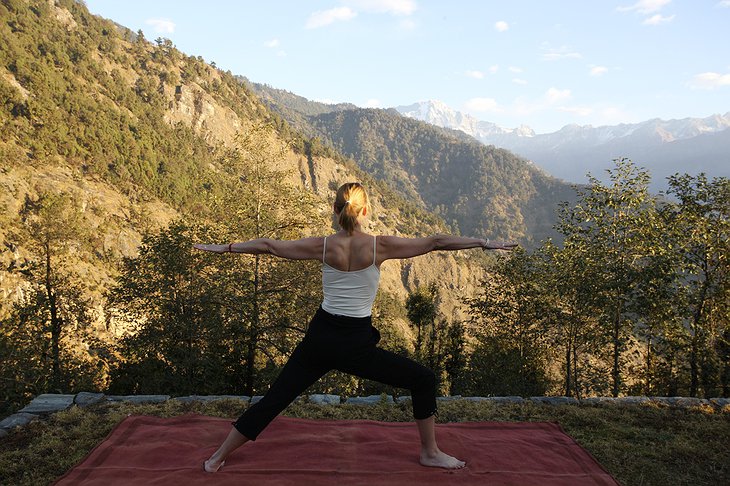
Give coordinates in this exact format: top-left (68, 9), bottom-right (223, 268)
top-left (232, 306), bottom-right (437, 440)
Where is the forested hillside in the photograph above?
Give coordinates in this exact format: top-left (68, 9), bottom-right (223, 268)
top-left (0, 0), bottom-right (489, 414)
top-left (248, 82), bottom-right (576, 245)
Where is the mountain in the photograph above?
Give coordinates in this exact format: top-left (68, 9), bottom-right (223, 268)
top-left (0, 0), bottom-right (491, 342)
top-left (396, 101), bottom-right (730, 190)
top-left (248, 84), bottom-right (576, 246)
top-left (396, 100), bottom-right (535, 139)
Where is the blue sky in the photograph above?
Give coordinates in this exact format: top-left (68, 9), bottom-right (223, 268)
top-left (84, 0), bottom-right (730, 134)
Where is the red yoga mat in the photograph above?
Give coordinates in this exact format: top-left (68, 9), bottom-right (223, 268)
top-left (54, 414), bottom-right (620, 485)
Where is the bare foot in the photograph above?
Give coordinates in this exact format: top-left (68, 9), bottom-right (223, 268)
top-left (419, 449), bottom-right (466, 469)
top-left (203, 459), bottom-right (225, 473)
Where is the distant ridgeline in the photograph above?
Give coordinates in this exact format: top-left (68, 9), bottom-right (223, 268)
top-left (394, 99), bottom-right (730, 193)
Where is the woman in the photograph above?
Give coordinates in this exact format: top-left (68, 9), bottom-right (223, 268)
top-left (194, 182), bottom-right (516, 472)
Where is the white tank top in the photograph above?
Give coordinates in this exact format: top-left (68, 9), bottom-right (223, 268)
top-left (321, 236), bottom-right (380, 318)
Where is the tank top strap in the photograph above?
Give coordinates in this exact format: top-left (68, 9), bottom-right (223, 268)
top-left (372, 235), bottom-right (377, 265)
top-left (322, 236), bottom-right (327, 263)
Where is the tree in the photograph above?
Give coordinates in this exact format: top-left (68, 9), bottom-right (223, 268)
top-left (406, 284), bottom-right (437, 362)
top-left (108, 220), bottom-right (238, 395)
top-left (19, 191), bottom-right (92, 390)
top-left (629, 225), bottom-right (680, 396)
top-left (717, 328), bottom-right (730, 397)
top-left (556, 159), bottom-right (658, 396)
top-left (207, 122), bottom-right (325, 395)
top-left (405, 284), bottom-right (463, 394)
top-left (663, 174), bottom-right (729, 397)
top-left (534, 241), bottom-right (604, 397)
top-left (1, 190), bottom-right (102, 412)
top-left (467, 249), bottom-right (550, 396)
top-left (443, 320), bottom-right (467, 395)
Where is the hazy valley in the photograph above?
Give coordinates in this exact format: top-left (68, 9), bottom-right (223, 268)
top-left (396, 100), bottom-right (730, 192)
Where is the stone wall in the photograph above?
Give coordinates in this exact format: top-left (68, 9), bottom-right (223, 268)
top-left (2, 393), bottom-right (729, 438)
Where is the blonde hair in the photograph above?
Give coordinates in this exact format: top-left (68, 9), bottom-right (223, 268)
top-left (334, 182), bottom-right (370, 235)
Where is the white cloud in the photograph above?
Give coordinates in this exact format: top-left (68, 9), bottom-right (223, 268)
top-left (617, 0), bottom-right (675, 25)
top-left (307, 1), bottom-right (415, 30)
top-left (719, 0), bottom-right (730, 6)
top-left (542, 47), bottom-right (583, 61)
top-left (541, 45), bottom-right (582, 61)
top-left (545, 88), bottom-right (571, 104)
top-left (365, 98), bottom-right (382, 107)
top-left (306, 7), bottom-right (357, 29)
top-left (464, 97), bottom-right (501, 113)
top-left (512, 78), bottom-right (528, 85)
top-left (145, 18), bottom-right (175, 34)
top-left (495, 20), bottom-right (509, 32)
top-left (276, 50), bottom-right (287, 57)
top-left (489, 65), bottom-right (499, 74)
top-left (508, 66), bottom-right (523, 73)
top-left (690, 72), bottom-right (730, 89)
top-left (465, 70), bottom-right (484, 79)
top-left (643, 13), bottom-right (675, 24)
top-left (617, 0), bottom-right (671, 14)
top-left (345, 0), bottom-right (417, 15)
top-left (264, 38), bottom-right (280, 48)
top-left (590, 66), bottom-right (608, 76)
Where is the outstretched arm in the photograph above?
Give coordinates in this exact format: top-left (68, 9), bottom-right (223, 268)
top-left (194, 237), bottom-right (323, 261)
top-left (378, 235), bottom-right (517, 262)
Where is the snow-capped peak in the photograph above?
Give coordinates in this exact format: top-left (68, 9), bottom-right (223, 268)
top-left (394, 100), bottom-right (534, 139)
top-left (394, 100), bottom-right (729, 146)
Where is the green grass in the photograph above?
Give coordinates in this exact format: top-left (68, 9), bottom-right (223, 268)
top-left (1, 399), bottom-right (728, 485)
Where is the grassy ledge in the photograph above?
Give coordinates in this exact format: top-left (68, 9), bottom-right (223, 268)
top-left (0, 399), bottom-right (728, 486)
